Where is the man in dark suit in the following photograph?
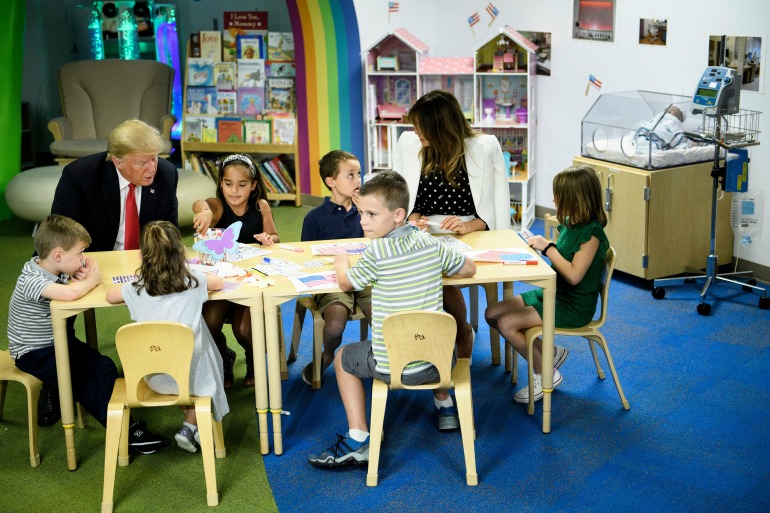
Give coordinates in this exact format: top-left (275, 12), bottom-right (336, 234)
top-left (52, 119), bottom-right (178, 251)
top-left (46, 119), bottom-right (177, 453)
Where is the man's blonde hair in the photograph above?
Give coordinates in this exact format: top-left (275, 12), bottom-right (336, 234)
top-left (107, 119), bottom-right (163, 160)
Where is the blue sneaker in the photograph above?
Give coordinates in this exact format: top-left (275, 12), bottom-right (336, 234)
top-left (308, 433), bottom-right (369, 468)
top-left (436, 402), bottom-right (459, 431)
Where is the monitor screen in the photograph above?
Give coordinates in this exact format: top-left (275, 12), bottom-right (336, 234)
top-left (697, 88), bottom-right (718, 98)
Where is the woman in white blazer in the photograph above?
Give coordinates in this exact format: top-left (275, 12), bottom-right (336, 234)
top-left (392, 90), bottom-right (510, 363)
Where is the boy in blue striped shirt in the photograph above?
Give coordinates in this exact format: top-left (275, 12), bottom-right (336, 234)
top-left (308, 171), bottom-right (476, 468)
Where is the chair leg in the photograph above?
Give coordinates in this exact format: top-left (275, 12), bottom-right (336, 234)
top-left (118, 409), bottom-right (130, 466)
top-left (468, 285), bottom-right (479, 331)
top-left (195, 400), bottom-right (219, 507)
top-left (589, 335), bottom-right (631, 410)
top-left (527, 333), bottom-right (536, 416)
top-left (453, 361), bottom-right (478, 486)
top-left (102, 407), bottom-right (125, 513)
top-left (289, 301), bottom-right (307, 363)
top-left (25, 380), bottom-right (42, 467)
top-left (213, 420), bottom-right (226, 458)
top-left (586, 337), bottom-right (606, 379)
top-left (366, 381), bottom-right (389, 486)
top-left (77, 402), bottom-right (88, 428)
top-left (0, 380), bottom-right (7, 420)
top-left (311, 310), bottom-right (324, 389)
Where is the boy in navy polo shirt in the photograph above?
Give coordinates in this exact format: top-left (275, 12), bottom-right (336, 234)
top-left (300, 151), bottom-right (372, 386)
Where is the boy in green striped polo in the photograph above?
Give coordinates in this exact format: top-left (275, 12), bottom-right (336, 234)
top-left (308, 171), bottom-right (476, 468)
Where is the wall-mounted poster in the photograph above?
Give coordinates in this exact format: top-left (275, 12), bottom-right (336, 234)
top-left (573, 0), bottom-right (614, 42)
top-left (639, 19), bottom-right (667, 46)
top-left (708, 35), bottom-right (764, 93)
top-left (518, 31), bottom-right (552, 76)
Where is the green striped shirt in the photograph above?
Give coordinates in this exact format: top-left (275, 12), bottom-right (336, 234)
top-left (347, 225), bottom-right (466, 374)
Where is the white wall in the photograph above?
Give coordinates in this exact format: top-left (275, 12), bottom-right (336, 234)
top-left (354, 0), bottom-right (770, 268)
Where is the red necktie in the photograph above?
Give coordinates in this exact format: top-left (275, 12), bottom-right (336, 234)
top-left (124, 184), bottom-right (139, 250)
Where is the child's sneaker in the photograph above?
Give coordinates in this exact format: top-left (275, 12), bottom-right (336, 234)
top-left (128, 421), bottom-right (169, 454)
top-left (554, 345), bottom-right (569, 369)
top-left (308, 433), bottom-right (369, 468)
top-left (514, 368), bottom-right (563, 404)
top-left (175, 425), bottom-right (198, 453)
top-left (436, 401), bottom-right (460, 431)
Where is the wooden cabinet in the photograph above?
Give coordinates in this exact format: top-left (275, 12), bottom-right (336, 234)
top-left (574, 156), bottom-right (733, 280)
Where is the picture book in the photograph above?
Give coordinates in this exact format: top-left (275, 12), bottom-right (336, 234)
top-left (237, 35), bottom-right (264, 60)
top-left (259, 160), bottom-right (285, 193)
top-left (267, 61), bottom-right (296, 77)
top-left (243, 119), bottom-right (271, 144)
top-left (238, 87), bottom-right (265, 115)
top-left (223, 11), bottom-right (268, 62)
top-left (213, 62), bottom-right (236, 90)
top-left (272, 117), bottom-right (296, 145)
top-left (217, 118), bottom-right (243, 143)
top-left (199, 30), bottom-right (222, 61)
top-left (185, 115), bottom-right (217, 143)
top-left (267, 32), bottom-right (295, 62)
top-left (267, 157), bottom-right (294, 192)
top-left (183, 117), bottom-right (201, 142)
top-left (186, 58), bottom-right (215, 86)
top-left (266, 78), bottom-right (294, 113)
top-left (272, 155), bottom-right (296, 191)
top-left (189, 33), bottom-right (201, 58)
top-left (217, 90), bottom-right (237, 115)
top-left (186, 86), bottom-right (218, 115)
top-left (237, 59), bottom-right (266, 88)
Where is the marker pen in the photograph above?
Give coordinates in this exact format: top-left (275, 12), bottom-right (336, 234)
top-left (504, 260), bottom-right (538, 265)
top-left (278, 244), bottom-right (304, 253)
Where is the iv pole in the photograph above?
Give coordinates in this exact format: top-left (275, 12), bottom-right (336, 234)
top-left (651, 36), bottom-right (769, 315)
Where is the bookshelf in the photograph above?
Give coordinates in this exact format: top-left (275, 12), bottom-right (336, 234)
top-left (180, 38), bottom-right (302, 206)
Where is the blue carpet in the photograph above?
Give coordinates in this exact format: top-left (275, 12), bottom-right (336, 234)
top-left (263, 220), bottom-right (770, 513)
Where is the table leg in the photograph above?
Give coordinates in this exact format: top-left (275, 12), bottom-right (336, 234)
top-left (83, 308), bottom-right (98, 350)
top-left (264, 300), bottom-right (284, 455)
top-left (540, 282), bottom-right (555, 434)
top-left (51, 311), bottom-right (77, 470)
top-left (247, 298), bottom-right (270, 455)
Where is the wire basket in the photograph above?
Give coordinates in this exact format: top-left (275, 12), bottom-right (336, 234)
top-left (697, 109), bottom-right (762, 148)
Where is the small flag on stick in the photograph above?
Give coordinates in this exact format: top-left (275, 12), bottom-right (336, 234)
top-left (486, 3), bottom-right (499, 26)
top-left (585, 74), bottom-right (603, 95)
top-left (388, 1), bottom-right (399, 22)
top-left (468, 12), bottom-right (480, 36)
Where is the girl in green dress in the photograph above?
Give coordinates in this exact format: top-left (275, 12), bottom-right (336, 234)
top-left (485, 165), bottom-right (610, 404)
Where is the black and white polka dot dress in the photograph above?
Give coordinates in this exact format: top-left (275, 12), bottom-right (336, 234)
top-left (412, 167), bottom-right (479, 219)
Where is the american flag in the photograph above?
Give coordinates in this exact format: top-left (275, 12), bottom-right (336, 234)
top-left (589, 74), bottom-right (602, 89)
top-left (468, 12), bottom-right (480, 27)
top-left (388, 1), bottom-right (399, 13)
top-left (299, 274), bottom-right (337, 288)
top-left (486, 3), bottom-right (499, 19)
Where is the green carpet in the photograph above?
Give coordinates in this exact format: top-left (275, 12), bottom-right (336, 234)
top-left (0, 203), bottom-right (310, 512)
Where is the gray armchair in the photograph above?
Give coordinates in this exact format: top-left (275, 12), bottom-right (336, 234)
top-left (48, 59), bottom-right (175, 163)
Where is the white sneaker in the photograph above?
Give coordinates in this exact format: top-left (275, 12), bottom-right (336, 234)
top-left (514, 368), bottom-right (563, 404)
top-left (554, 346), bottom-right (569, 369)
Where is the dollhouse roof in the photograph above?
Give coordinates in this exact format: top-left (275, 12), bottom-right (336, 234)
top-left (391, 28), bottom-right (429, 54)
top-left (419, 57), bottom-right (475, 75)
top-left (474, 26), bottom-right (538, 54)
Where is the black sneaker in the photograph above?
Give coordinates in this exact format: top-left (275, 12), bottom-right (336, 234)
top-left (37, 382), bottom-right (61, 427)
top-left (129, 421), bottom-right (169, 454)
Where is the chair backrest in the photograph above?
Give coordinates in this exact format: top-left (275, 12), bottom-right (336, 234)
top-left (544, 213), bottom-right (560, 241)
top-left (58, 59), bottom-right (173, 140)
top-left (592, 246), bottom-right (617, 329)
top-left (115, 321), bottom-right (193, 408)
top-left (380, 311), bottom-right (457, 390)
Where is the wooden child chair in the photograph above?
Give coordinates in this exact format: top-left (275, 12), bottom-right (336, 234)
top-left (102, 322), bottom-right (226, 513)
top-left (367, 311), bottom-right (477, 487)
top-left (0, 350), bottom-right (43, 467)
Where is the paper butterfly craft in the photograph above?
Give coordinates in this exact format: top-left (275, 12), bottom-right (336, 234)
top-left (193, 221), bottom-right (242, 262)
